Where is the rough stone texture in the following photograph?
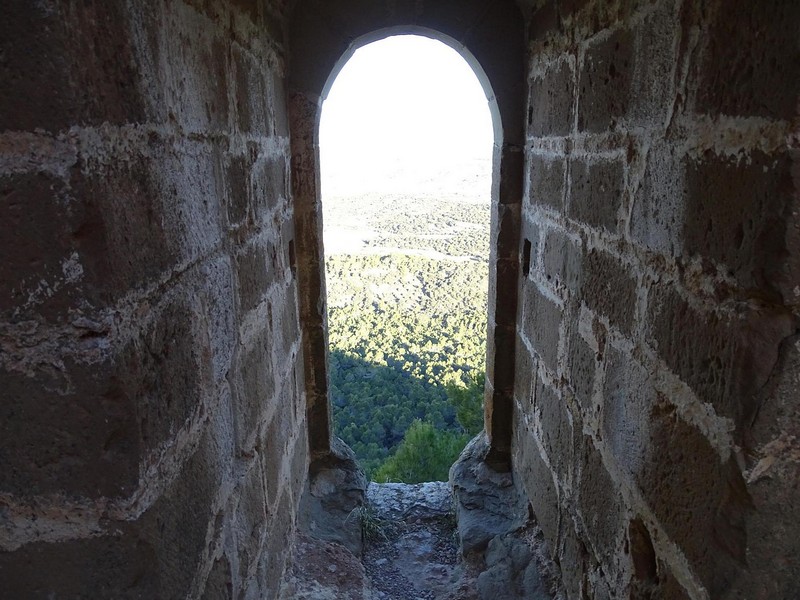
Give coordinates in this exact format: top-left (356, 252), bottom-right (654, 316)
top-left (298, 437), bottom-right (367, 556)
top-left (0, 1), bottom-right (306, 598)
top-left (366, 481), bottom-right (452, 521)
top-left (3, 1), bottom-right (800, 598)
top-left (450, 434), bottom-right (529, 556)
top-left (517, 0), bottom-right (800, 598)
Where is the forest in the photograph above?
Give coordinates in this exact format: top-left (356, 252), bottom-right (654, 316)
top-left (323, 187), bottom-right (490, 481)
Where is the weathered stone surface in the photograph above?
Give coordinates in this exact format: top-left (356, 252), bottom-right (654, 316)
top-left (0, 359), bottom-right (140, 499)
top-left (0, 531), bottom-right (159, 599)
top-left (528, 155), bottom-right (566, 211)
top-left (201, 556), bottom-right (234, 600)
top-left (477, 531), bottom-right (553, 600)
top-left (521, 281), bottom-right (562, 374)
top-left (696, 0), bottom-right (800, 121)
top-left (568, 158), bottom-right (623, 233)
top-left (601, 347), bottom-right (655, 478)
top-left (529, 61), bottom-right (575, 137)
top-left (278, 533), bottom-right (375, 600)
top-left (450, 433), bottom-right (529, 555)
top-left (366, 481), bottom-right (452, 521)
top-left (534, 374), bottom-right (572, 482)
top-left (513, 412), bottom-right (559, 549)
top-left (647, 284), bottom-right (795, 431)
top-left (566, 329), bottom-right (596, 413)
top-left (577, 437), bottom-right (624, 567)
top-left (637, 403), bottom-right (751, 596)
top-left (542, 228), bottom-right (582, 293)
top-left (0, 1), bottom-right (145, 132)
top-left (581, 248), bottom-right (637, 334)
top-left (577, 27), bottom-right (634, 132)
top-left (684, 150), bottom-right (798, 302)
top-left (298, 437), bottom-right (367, 556)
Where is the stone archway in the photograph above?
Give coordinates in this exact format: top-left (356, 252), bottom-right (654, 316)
top-left (288, 0), bottom-right (525, 468)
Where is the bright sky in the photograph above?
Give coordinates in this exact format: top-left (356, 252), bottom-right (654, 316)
top-left (319, 35), bottom-right (494, 196)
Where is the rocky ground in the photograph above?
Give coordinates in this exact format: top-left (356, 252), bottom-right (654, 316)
top-left (280, 481), bottom-right (562, 600)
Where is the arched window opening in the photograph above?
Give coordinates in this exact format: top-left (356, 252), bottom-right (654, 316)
top-left (319, 35), bottom-right (493, 481)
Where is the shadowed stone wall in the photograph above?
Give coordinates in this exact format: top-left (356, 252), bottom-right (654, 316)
top-left (2, 1), bottom-right (798, 598)
top-left (513, 0), bottom-right (800, 598)
top-left (0, 1), bottom-right (307, 597)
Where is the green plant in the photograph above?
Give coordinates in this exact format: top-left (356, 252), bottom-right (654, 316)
top-left (348, 504), bottom-right (387, 544)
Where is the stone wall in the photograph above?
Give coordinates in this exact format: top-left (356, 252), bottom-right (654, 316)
top-left (514, 0), bottom-right (799, 598)
top-left (0, 1), bottom-right (307, 597)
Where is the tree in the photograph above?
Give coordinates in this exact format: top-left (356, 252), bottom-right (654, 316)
top-left (373, 420), bottom-right (469, 483)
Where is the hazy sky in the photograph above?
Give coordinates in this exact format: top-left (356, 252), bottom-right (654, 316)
top-left (319, 35), bottom-right (494, 195)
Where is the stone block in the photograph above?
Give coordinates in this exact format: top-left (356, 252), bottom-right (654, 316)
top-left (0, 173), bottom-right (93, 320)
top-left (226, 153), bottom-right (252, 227)
top-left (272, 282), bottom-right (300, 359)
top-left (528, 60), bottom-right (575, 137)
top-left (0, 359), bottom-right (140, 499)
top-left (513, 343), bottom-right (536, 408)
top-left (521, 281), bottom-right (562, 374)
top-left (558, 523), bottom-right (588, 600)
top-left (201, 556), bottom-right (233, 600)
top-left (683, 150), bottom-right (798, 303)
top-left (0, 530), bottom-right (159, 599)
top-left (234, 44), bottom-right (271, 136)
top-left (0, 1), bottom-right (145, 132)
top-left (601, 347), bottom-right (655, 478)
top-left (271, 69), bottom-right (290, 137)
top-left (122, 293), bottom-right (213, 454)
top-left (236, 243), bottom-right (273, 314)
top-left (71, 140), bottom-right (224, 302)
top-left (543, 228), bottom-right (582, 293)
top-left (577, 27), bottom-right (633, 132)
top-left (233, 327), bottom-right (276, 450)
top-left (696, 0), bottom-right (800, 120)
top-left (289, 431), bottom-right (309, 499)
top-left (262, 403), bottom-right (291, 507)
top-left (581, 249), bottom-right (637, 335)
top-left (577, 436), bottom-right (624, 565)
top-left (258, 491), bottom-right (294, 600)
top-left (630, 141), bottom-right (685, 257)
top-left (568, 158), bottom-right (623, 233)
top-left (646, 284), bottom-right (795, 431)
top-left (534, 373), bottom-right (572, 482)
top-left (138, 427), bottom-right (223, 600)
top-left (494, 203), bottom-right (521, 261)
top-left (625, 4), bottom-right (678, 129)
top-left (567, 330), bottom-right (596, 413)
top-left (528, 154), bottom-right (566, 211)
top-left (234, 462), bottom-right (268, 585)
top-left (636, 403), bottom-right (751, 596)
top-left (141, 10), bottom-right (230, 130)
top-left (253, 154), bottom-right (287, 218)
top-left (512, 411), bottom-right (559, 548)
